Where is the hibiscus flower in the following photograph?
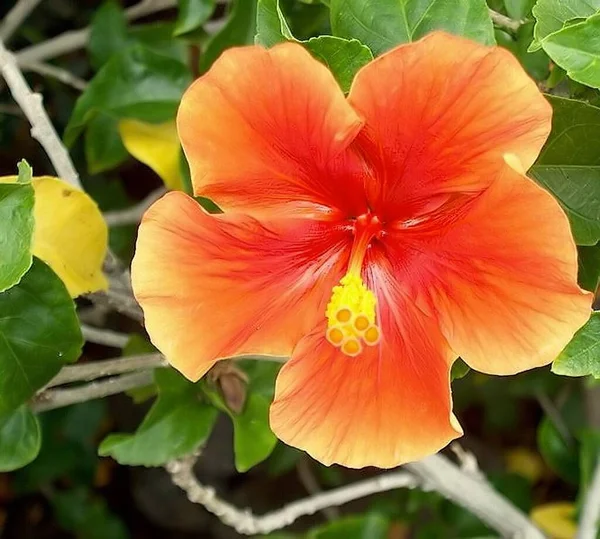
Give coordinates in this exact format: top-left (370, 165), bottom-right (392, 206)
top-left (131, 32), bottom-right (592, 468)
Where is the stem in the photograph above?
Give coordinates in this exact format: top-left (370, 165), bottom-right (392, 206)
top-left (577, 459), bottom-right (600, 539)
top-left (0, 0), bottom-right (43, 42)
top-left (488, 9), bottom-right (525, 34)
top-left (20, 60), bottom-right (88, 91)
top-left (104, 187), bottom-right (167, 227)
top-left (80, 324), bottom-right (130, 349)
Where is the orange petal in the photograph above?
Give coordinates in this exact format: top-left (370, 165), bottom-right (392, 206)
top-left (347, 32), bottom-right (551, 221)
top-left (403, 162), bottom-right (592, 375)
top-left (177, 43), bottom-right (368, 220)
top-left (131, 192), bottom-right (350, 380)
top-left (270, 273), bottom-right (462, 468)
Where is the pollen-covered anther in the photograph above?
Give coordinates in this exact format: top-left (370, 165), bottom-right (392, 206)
top-left (325, 273), bottom-right (381, 357)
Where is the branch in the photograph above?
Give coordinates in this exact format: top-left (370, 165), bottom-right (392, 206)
top-left (15, 0), bottom-right (178, 65)
top-left (0, 38), bottom-right (81, 188)
top-left (166, 454), bottom-right (419, 535)
top-left (104, 187), bottom-right (167, 227)
top-left (406, 454), bottom-right (545, 539)
top-left (46, 353), bottom-right (166, 388)
top-left (81, 324), bottom-right (130, 349)
top-left (577, 458), bottom-right (600, 539)
top-left (19, 60), bottom-right (88, 91)
top-left (32, 370), bottom-right (154, 412)
top-left (0, 0), bottom-right (43, 42)
top-left (488, 9), bottom-right (525, 34)
top-left (297, 456), bottom-right (339, 521)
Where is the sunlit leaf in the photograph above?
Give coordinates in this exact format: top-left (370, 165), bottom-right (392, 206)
top-left (531, 502), bottom-right (577, 539)
top-left (504, 0), bottom-right (535, 19)
top-left (329, 0), bottom-right (495, 56)
top-left (119, 119), bottom-right (183, 190)
top-left (0, 258), bottom-right (82, 416)
top-left (505, 447), bottom-right (545, 483)
top-left (552, 313), bottom-right (600, 378)
top-left (0, 406), bottom-right (41, 472)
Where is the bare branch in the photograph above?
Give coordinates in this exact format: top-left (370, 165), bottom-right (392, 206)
top-left (15, 0), bottom-right (178, 65)
top-left (166, 454), bottom-right (419, 535)
top-left (32, 371), bottom-right (154, 412)
top-left (19, 60), bottom-right (87, 90)
top-left (488, 8), bottom-right (525, 33)
top-left (0, 38), bottom-right (81, 188)
top-left (46, 353), bottom-right (166, 388)
top-left (0, 0), bottom-right (43, 42)
top-left (577, 458), bottom-right (600, 539)
top-left (297, 456), bottom-right (339, 521)
top-left (104, 187), bottom-right (167, 227)
top-left (81, 324), bottom-right (130, 349)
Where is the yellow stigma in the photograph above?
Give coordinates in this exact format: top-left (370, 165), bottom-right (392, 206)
top-left (325, 273), bottom-right (381, 356)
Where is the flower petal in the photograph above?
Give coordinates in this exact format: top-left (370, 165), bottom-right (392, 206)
top-left (397, 162), bottom-right (592, 375)
top-left (178, 43), bottom-right (368, 220)
top-left (270, 260), bottom-right (461, 469)
top-left (131, 191), bottom-right (350, 380)
top-left (347, 32), bottom-right (551, 221)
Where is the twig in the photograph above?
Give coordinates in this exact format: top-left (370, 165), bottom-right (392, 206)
top-left (577, 458), bottom-right (600, 539)
top-left (166, 454), bottom-right (419, 535)
top-left (81, 324), bottom-right (130, 349)
top-left (297, 456), bottom-right (339, 521)
top-left (0, 0), bottom-right (43, 42)
top-left (15, 0), bottom-right (178, 65)
top-left (488, 8), bottom-right (525, 34)
top-left (104, 187), bottom-right (167, 227)
top-left (406, 454), bottom-right (545, 539)
top-left (46, 353), bottom-right (166, 388)
top-left (19, 60), bottom-right (87, 90)
top-left (0, 38), bottom-right (81, 188)
top-left (32, 371), bottom-right (154, 412)
top-left (536, 389), bottom-right (573, 445)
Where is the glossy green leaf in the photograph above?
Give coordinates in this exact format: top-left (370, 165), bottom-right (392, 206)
top-left (531, 0), bottom-right (600, 51)
top-left (255, 0), bottom-right (295, 45)
top-left (537, 415), bottom-right (580, 484)
top-left (88, 0), bottom-right (128, 69)
top-left (0, 181), bottom-right (34, 292)
top-left (498, 22), bottom-right (550, 80)
top-left (530, 96), bottom-right (600, 245)
top-left (451, 359), bottom-right (470, 380)
top-left (552, 312), bottom-right (600, 377)
top-left (99, 369), bottom-right (218, 466)
top-left (84, 113), bottom-right (128, 174)
top-left (308, 514), bottom-right (390, 539)
top-left (201, 0), bottom-right (258, 71)
top-left (129, 23), bottom-right (188, 62)
top-left (65, 46), bottom-right (191, 145)
top-left (0, 406), bottom-right (41, 472)
top-left (175, 0), bottom-right (217, 36)
top-left (305, 37), bottom-right (372, 92)
top-left (542, 13), bottom-right (600, 89)
top-left (504, 0), bottom-right (535, 19)
top-left (578, 245), bottom-right (600, 292)
top-left (0, 258), bottom-right (82, 416)
top-left (329, 0), bottom-right (495, 56)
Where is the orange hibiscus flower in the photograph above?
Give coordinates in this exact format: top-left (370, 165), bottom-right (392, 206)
top-left (131, 32), bottom-right (592, 468)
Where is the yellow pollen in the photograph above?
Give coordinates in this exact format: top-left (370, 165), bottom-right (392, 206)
top-left (325, 273), bottom-right (381, 357)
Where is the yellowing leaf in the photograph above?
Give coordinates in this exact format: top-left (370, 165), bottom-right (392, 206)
top-left (531, 502), bottom-right (577, 539)
top-left (119, 119), bottom-right (183, 190)
top-left (505, 447), bottom-right (546, 483)
top-left (0, 176), bottom-right (108, 297)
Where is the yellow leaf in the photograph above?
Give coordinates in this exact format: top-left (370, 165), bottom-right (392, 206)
top-left (119, 119), bottom-right (183, 190)
top-left (531, 502), bottom-right (577, 539)
top-left (0, 176), bottom-right (108, 297)
top-left (505, 447), bottom-right (546, 483)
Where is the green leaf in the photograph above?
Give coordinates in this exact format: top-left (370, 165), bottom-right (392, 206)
top-left (578, 245), bottom-right (600, 292)
top-left (52, 487), bottom-right (130, 539)
top-left (88, 0), bottom-right (128, 69)
top-left (175, 0), bottom-right (217, 36)
top-left (504, 0), bottom-right (535, 19)
top-left (541, 13), bottom-right (600, 89)
top-left (0, 258), bottom-right (82, 415)
top-left (579, 429), bottom-right (600, 492)
top-left (329, 0), bottom-right (495, 56)
top-left (201, 0), bottom-right (258, 71)
top-left (16, 159), bottom-right (32, 183)
top-left (65, 46), bottom-right (191, 146)
top-left (307, 514), bottom-right (390, 539)
top-left (255, 0), bottom-right (295, 46)
top-left (530, 96), bottom-right (600, 245)
top-left (99, 369), bottom-right (218, 466)
top-left (84, 113), bottom-right (128, 174)
top-left (537, 415), bottom-right (580, 484)
top-left (531, 0), bottom-right (600, 51)
top-left (552, 312), bottom-right (600, 377)
top-left (305, 36), bottom-right (372, 92)
top-left (0, 180), bottom-right (34, 292)
top-left (232, 392), bottom-right (277, 472)
top-left (0, 406), bottom-right (41, 471)
top-left (129, 22), bottom-right (188, 62)
top-left (451, 358), bottom-right (470, 380)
